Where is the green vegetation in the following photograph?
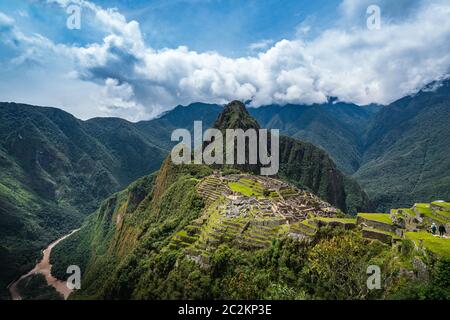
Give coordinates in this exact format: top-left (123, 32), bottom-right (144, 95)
top-left (391, 257), bottom-right (450, 300)
top-left (355, 80), bottom-right (450, 212)
top-left (4, 96), bottom-right (450, 300)
top-left (48, 161), bottom-right (450, 300)
top-left (0, 101), bottom-right (373, 297)
top-left (250, 103), bottom-right (376, 175)
top-left (315, 217), bottom-right (357, 224)
top-left (358, 213), bottom-right (393, 225)
top-left (362, 227), bottom-right (395, 237)
top-left (16, 274), bottom-right (63, 300)
top-left (437, 210), bottom-right (450, 219)
top-left (432, 201), bottom-right (450, 209)
top-left (228, 179), bottom-right (264, 198)
top-left (0, 102), bottom-right (173, 297)
top-left (51, 161), bottom-right (209, 299)
top-left (415, 203), bottom-right (433, 214)
top-left (415, 205), bottom-right (448, 224)
top-left (406, 232), bottom-right (450, 259)
top-left (278, 136), bottom-right (370, 214)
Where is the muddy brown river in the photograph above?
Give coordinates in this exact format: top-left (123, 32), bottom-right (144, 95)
top-left (8, 229), bottom-right (80, 300)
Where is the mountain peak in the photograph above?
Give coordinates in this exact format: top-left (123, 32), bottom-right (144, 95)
top-left (213, 100), bottom-right (260, 131)
top-left (224, 100), bottom-right (248, 115)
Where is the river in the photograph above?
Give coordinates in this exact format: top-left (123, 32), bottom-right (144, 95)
top-left (8, 229), bottom-right (80, 300)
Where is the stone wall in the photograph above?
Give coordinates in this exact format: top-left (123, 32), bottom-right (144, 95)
top-left (362, 229), bottom-right (392, 245)
top-left (356, 216), bottom-right (396, 233)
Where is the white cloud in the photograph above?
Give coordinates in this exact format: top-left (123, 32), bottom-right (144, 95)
top-left (295, 16), bottom-right (315, 38)
top-left (0, 12), bottom-right (14, 25)
top-left (1, 0), bottom-right (450, 120)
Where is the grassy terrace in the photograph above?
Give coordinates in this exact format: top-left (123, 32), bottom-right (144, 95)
top-left (414, 204), bottom-right (448, 224)
top-left (399, 208), bottom-right (416, 216)
top-left (415, 203), bottom-right (450, 219)
top-left (357, 213), bottom-right (393, 225)
top-left (437, 210), bottom-right (450, 219)
top-left (315, 217), bottom-right (356, 224)
top-left (279, 188), bottom-right (298, 198)
top-left (228, 178), bottom-right (265, 197)
top-left (288, 219), bottom-right (317, 237)
top-left (432, 201), bottom-right (450, 209)
top-left (414, 203), bottom-right (433, 214)
top-left (406, 231), bottom-right (450, 259)
top-left (269, 191), bottom-right (280, 199)
top-left (362, 227), bottom-right (397, 237)
top-left (300, 219), bottom-right (317, 227)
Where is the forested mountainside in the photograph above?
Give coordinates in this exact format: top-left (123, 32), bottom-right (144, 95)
top-left (355, 79), bottom-right (450, 211)
top-left (50, 156), bottom-right (450, 300)
top-left (249, 101), bottom-right (380, 174)
top-left (211, 101), bottom-right (369, 213)
top-left (247, 79), bottom-right (450, 211)
top-left (0, 101), bottom-right (366, 298)
top-left (0, 103), bottom-right (165, 298)
top-left (2, 77), bottom-right (450, 298)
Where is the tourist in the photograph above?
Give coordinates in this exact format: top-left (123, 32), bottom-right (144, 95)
top-left (431, 223), bottom-right (437, 235)
top-left (438, 225), bottom-right (446, 237)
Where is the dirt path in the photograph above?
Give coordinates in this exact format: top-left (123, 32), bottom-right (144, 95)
top-left (8, 229), bottom-right (80, 300)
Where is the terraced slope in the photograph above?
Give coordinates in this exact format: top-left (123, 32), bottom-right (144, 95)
top-left (171, 172), bottom-right (339, 265)
top-left (48, 157), bottom-right (449, 300)
top-left (355, 202), bottom-right (449, 257)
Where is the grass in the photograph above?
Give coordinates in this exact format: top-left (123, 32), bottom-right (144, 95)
top-left (240, 178), bottom-right (263, 188)
top-left (416, 208), bottom-right (448, 224)
top-left (415, 203), bottom-right (450, 220)
top-left (173, 230), bottom-right (198, 244)
top-left (432, 201), bottom-right (450, 209)
top-left (405, 231), bottom-right (450, 258)
top-left (436, 210), bottom-right (450, 219)
top-left (358, 213), bottom-right (393, 225)
top-left (362, 227), bottom-right (395, 237)
top-left (315, 217), bottom-right (356, 224)
top-left (414, 204), bottom-right (433, 215)
top-left (399, 208), bottom-right (416, 216)
top-left (296, 220), bottom-right (318, 235)
top-left (228, 178), bottom-right (264, 197)
top-left (269, 191), bottom-right (280, 199)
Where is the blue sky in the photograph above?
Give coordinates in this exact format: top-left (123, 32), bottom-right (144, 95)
top-left (0, 0), bottom-right (450, 120)
top-left (95, 0), bottom-right (342, 56)
top-left (0, 0), bottom-right (342, 56)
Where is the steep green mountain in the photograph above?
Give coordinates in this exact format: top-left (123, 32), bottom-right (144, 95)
top-left (278, 136), bottom-right (369, 213)
top-left (137, 100), bottom-right (380, 177)
top-left (244, 81), bottom-right (450, 212)
top-left (0, 100), bottom-right (368, 298)
top-left (2, 77), bottom-right (450, 298)
top-left (212, 101), bottom-right (370, 213)
top-left (138, 102), bottom-right (222, 138)
top-left (0, 103), bottom-right (166, 298)
top-left (249, 101), bottom-right (378, 174)
top-left (214, 101), bottom-right (261, 131)
top-left (50, 155), bottom-right (449, 300)
top-left (45, 105), bottom-right (379, 300)
top-left (355, 79), bottom-right (450, 211)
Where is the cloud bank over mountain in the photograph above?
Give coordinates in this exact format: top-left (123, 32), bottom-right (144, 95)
top-left (0, 0), bottom-right (450, 120)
